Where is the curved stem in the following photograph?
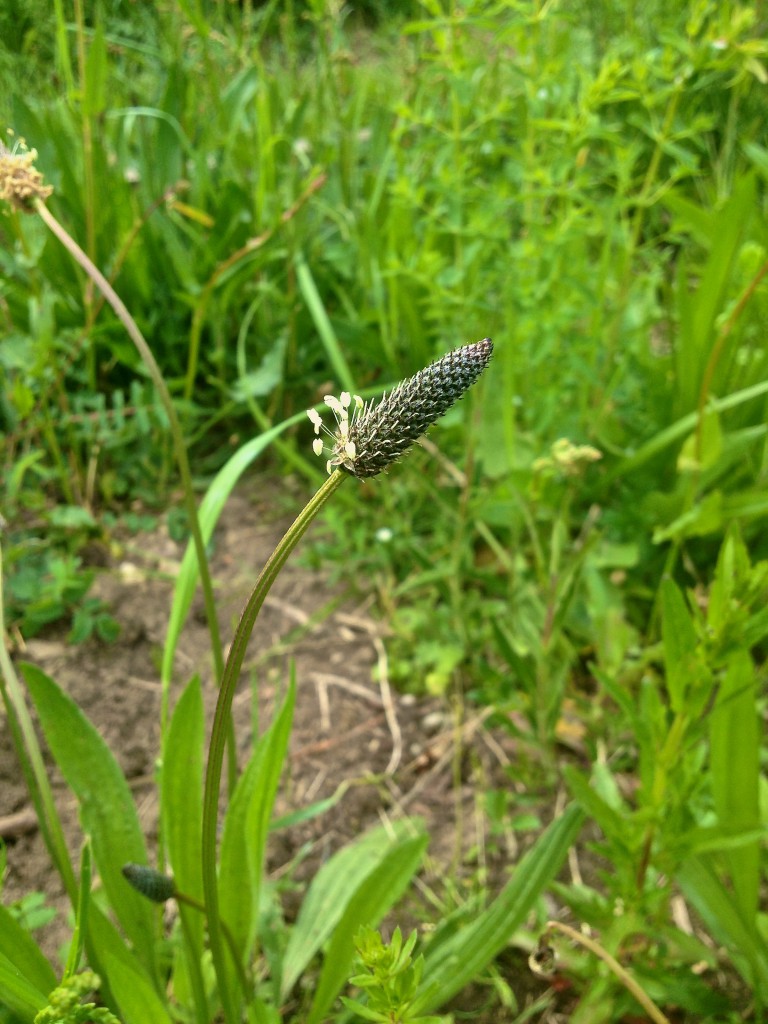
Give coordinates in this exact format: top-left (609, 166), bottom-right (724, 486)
top-left (33, 199), bottom-right (226, 731)
top-left (175, 892), bottom-right (250, 1004)
top-left (546, 921), bottom-right (671, 1024)
top-left (201, 469), bottom-right (346, 1023)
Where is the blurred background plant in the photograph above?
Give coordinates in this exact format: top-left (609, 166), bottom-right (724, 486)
top-left (1, 0), bottom-right (767, 1019)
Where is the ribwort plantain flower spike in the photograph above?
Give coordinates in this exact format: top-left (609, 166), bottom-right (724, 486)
top-left (307, 338), bottom-right (493, 478)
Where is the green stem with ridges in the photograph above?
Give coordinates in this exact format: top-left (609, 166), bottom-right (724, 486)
top-left (32, 198), bottom-right (234, 783)
top-left (201, 469), bottom-right (346, 1023)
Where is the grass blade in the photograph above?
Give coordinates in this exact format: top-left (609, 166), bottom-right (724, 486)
top-left (709, 651), bottom-right (760, 922)
top-left (160, 412), bottom-right (307, 700)
top-left (295, 251), bottom-right (355, 393)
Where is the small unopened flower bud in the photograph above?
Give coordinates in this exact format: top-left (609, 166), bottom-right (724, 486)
top-left (307, 338), bottom-right (493, 479)
top-left (122, 863), bottom-right (176, 903)
top-left (0, 138), bottom-right (53, 211)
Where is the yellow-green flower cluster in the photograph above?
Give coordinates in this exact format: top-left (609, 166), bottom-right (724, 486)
top-left (0, 137), bottom-right (52, 211)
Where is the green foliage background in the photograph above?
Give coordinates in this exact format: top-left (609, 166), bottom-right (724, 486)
top-left (1, 0), bottom-right (767, 1020)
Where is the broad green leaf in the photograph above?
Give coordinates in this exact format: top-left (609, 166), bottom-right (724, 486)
top-left (162, 676), bottom-right (205, 904)
top-left (219, 680), bottom-right (296, 960)
top-left (85, 903), bottom-right (164, 1018)
top-left (102, 952), bottom-right (173, 1024)
top-left (281, 820), bottom-right (426, 1000)
top-left (21, 663), bottom-right (156, 970)
top-left (162, 672), bottom-right (205, 995)
top-left (0, 948), bottom-right (48, 1021)
top-left (306, 831), bottom-right (429, 1024)
top-left (0, 902), bottom-right (56, 1001)
top-left (416, 804), bottom-right (584, 1013)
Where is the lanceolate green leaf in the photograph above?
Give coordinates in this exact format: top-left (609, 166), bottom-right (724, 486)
top-left (660, 578), bottom-right (698, 712)
top-left (162, 676), bottom-right (205, 906)
top-left (219, 679), bottom-right (296, 961)
top-left (678, 856), bottom-right (768, 1003)
top-left (306, 830), bottom-right (429, 1024)
top-left (162, 671), bottom-right (206, 1008)
top-left (281, 820), bottom-right (427, 1001)
top-left (20, 663), bottom-right (157, 974)
top-left (416, 804), bottom-right (584, 1013)
top-left (86, 903), bottom-right (167, 1021)
top-left (0, 902), bottom-right (56, 1004)
top-left (101, 952), bottom-right (173, 1024)
top-left (0, 948), bottom-right (48, 1022)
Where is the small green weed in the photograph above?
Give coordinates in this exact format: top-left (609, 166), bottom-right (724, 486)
top-left (342, 926), bottom-right (449, 1024)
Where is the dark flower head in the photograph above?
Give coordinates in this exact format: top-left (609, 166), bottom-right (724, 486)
top-left (307, 338), bottom-right (493, 478)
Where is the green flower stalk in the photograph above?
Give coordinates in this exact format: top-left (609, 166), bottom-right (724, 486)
top-left (203, 339), bottom-right (492, 1023)
top-left (308, 338), bottom-right (494, 477)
